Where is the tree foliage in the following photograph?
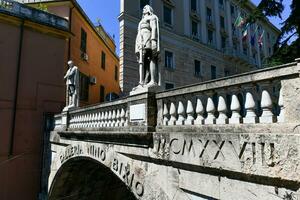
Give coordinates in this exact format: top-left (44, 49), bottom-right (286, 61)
top-left (242, 0), bottom-right (300, 65)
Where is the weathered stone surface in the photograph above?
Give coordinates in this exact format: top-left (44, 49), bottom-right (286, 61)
top-left (49, 61), bottom-right (300, 200)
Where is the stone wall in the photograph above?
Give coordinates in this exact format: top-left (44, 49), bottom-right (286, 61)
top-left (49, 60), bottom-right (300, 200)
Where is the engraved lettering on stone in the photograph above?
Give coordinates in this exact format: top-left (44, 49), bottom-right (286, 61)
top-left (213, 140), bottom-right (225, 160)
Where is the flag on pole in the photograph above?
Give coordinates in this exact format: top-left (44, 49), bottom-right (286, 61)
top-left (234, 15), bottom-right (244, 28)
top-left (242, 23), bottom-right (250, 40)
top-left (258, 30), bottom-right (264, 47)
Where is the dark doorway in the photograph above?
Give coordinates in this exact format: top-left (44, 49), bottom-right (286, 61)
top-left (49, 158), bottom-right (136, 200)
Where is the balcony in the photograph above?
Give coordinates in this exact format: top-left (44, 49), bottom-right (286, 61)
top-left (0, 0), bottom-right (68, 30)
top-left (223, 47), bottom-right (257, 67)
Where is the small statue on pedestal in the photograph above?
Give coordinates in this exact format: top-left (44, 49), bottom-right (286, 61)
top-left (132, 5), bottom-right (160, 93)
top-left (63, 60), bottom-right (79, 111)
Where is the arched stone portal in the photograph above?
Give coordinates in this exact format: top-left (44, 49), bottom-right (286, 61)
top-left (49, 157), bottom-right (137, 200)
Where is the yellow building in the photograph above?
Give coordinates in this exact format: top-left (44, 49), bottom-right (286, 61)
top-left (22, 0), bottom-right (121, 105)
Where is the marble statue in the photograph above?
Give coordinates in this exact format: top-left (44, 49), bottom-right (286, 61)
top-left (63, 60), bottom-right (79, 110)
top-left (134, 5), bottom-right (160, 90)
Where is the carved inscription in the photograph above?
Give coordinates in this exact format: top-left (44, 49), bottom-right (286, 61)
top-left (59, 144), bottom-right (145, 197)
top-left (112, 158), bottom-right (144, 197)
top-left (168, 137), bottom-right (276, 166)
top-left (60, 144), bottom-right (83, 163)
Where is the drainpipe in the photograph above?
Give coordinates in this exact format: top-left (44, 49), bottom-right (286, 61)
top-left (68, 5), bottom-right (75, 60)
top-left (9, 20), bottom-right (24, 157)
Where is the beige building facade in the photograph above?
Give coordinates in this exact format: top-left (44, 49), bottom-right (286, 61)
top-left (119, 0), bottom-right (280, 93)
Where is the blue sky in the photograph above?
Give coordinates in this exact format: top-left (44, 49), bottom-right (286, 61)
top-left (77, 0), bottom-right (291, 54)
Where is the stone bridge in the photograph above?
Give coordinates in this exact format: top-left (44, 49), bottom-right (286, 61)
top-left (48, 60), bottom-right (300, 200)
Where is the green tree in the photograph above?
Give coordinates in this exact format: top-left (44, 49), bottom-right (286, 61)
top-left (242, 0), bottom-right (300, 65)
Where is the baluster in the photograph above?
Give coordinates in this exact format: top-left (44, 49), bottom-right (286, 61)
top-left (111, 110), bottom-right (116, 127)
top-left (229, 94), bottom-right (242, 124)
top-left (77, 115), bottom-right (81, 128)
top-left (162, 103), bottom-right (169, 126)
top-left (116, 109), bottom-right (120, 127)
top-left (185, 100), bottom-right (194, 125)
top-left (216, 96), bottom-right (228, 124)
top-left (83, 114), bottom-right (87, 128)
top-left (80, 115), bottom-right (84, 128)
top-left (100, 112), bottom-right (104, 127)
top-left (204, 97), bottom-right (216, 124)
top-left (74, 116), bottom-right (78, 128)
top-left (69, 116), bottom-right (73, 128)
top-left (81, 115), bottom-right (85, 128)
top-left (103, 111), bottom-right (108, 127)
top-left (244, 92), bottom-right (258, 123)
top-left (87, 114), bottom-right (91, 128)
top-left (96, 112), bottom-right (101, 127)
top-left (168, 102), bottom-right (177, 125)
top-left (124, 109), bottom-right (129, 126)
top-left (120, 108), bottom-right (125, 126)
top-left (94, 113), bottom-right (99, 128)
top-left (92, 113), bottom-right (96, 127)
top-left (176, 101), bottom-right (185, 125)
top-left (195, 98), bottom-right (204, 125)
top-left (259, 90), bottom-right (276, 123)
top-left (277, 88), bottom-right (284, 122)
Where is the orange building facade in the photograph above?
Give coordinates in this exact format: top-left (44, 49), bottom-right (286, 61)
top-left (27, 0), bottom-right (121, 106)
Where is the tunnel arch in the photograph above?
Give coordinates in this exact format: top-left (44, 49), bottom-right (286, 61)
top-left (49, 157), bottom-right (137, 200)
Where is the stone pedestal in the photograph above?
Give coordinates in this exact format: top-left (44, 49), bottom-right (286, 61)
top-left (130, 85), bottom-right (161, 96)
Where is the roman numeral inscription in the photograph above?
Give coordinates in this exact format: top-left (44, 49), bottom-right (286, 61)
top-left (168, 137), bottom-right (276, 167)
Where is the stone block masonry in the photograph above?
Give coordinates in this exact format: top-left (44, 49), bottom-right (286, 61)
top-left (49, 60), bottom-right (300, 200)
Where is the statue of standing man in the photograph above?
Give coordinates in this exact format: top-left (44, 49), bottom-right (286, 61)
top-left (134, 5), bottom-right (160, 89)
top-left (63, 60), bottom-right (79, 111)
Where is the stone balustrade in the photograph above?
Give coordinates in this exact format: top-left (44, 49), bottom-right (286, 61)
top-left (156, 59), bottom-right (300, 126)
top-left (63, 100), bottom-right (128, 130)
top-left (54, 59), bottom-right (300, 131)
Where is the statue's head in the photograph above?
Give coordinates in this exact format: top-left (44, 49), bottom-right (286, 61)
top-left (67, 60), bottom-right (74, 68)
top-left (143, 5), bottom-right (153, 16)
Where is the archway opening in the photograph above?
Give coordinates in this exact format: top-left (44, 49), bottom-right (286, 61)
top-left (49, 157), bottom-right (137, 200)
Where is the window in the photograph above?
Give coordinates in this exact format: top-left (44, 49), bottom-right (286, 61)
top-left (224, 69), bottom-right (230, 77)
top-left (79, 72), bottom-right (89, 101)
top-left (207, 29), bottom-right (213, 44)
top-left (165, 82), bottom-right (175, 90)
top-left (163, 5), bottom-right (172, 25)
top-left (100, 85), bottom-right (105, 103)
top-left (211, 65), bottom-right (217, 79)
top-left (101, 51), bottom-right (106, 70)
top-left (80, 28), bottom-right (87, 53)
top-left (194, 60), bottom-right (201, 77)
top-left (221, 36), bottom-right (226, 49)
top-left (165, 50), bottom-right (174, 69)
top-left (191, 20), bottom-right (198, 37)
top-left (191, 0), bottom-right (197, 12)
top-left (230, 5), bottom-right (235, 15)
top-left (219, 0), bottom-right (224, 9)
top-left (220, 16), bottom-right (225, 29)
top-left (206, 7), bottom-right (212, 22)
top-left (114, 65), bottom-right (118, 81)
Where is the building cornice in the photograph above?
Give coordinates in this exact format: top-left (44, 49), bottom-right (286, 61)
top-left (25, 0), bottom-right (119, 60)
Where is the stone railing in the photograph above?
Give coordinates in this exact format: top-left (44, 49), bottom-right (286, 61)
top-left (54, 59), bottom-right (300, 132)
top-left (0, 0), bottom-right (68, 30)
top-left (156, 59), bottom-right (300, 126)
top-left (68, 101), bottom-right (128, 129)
